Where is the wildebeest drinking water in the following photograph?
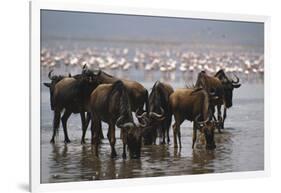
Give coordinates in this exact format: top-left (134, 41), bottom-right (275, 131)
top-left (90, 80), bottom-right (148, 159)
top-left (169, 87), bottom-right (217, 150)
top-left (140, 81), bottom-right (174, 145)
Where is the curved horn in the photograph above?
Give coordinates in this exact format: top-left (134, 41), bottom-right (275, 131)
top-left (48, 70), bottom-right (54, 80)
top-left (149, 107), bottom-right (164, 119)
top-left (232, 74), bottom-right (240, 84)
top-left (119, 122), bottom-right (135, 128)
top-left (138, 116), bottom-right (148, 127)
top-left (82, 63), bottom-right (87, 70)
top-left (116, 115), bottom-right (124, 128)
top-left (116, 115), bottom-right (135, 128)
top-left (136, 110), bottom-right (147, 119)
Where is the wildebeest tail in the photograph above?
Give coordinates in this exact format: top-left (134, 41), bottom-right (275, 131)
top-left (110, 80), bottom-right (132, 119)
top-left (202, 91), bottom-right (210, 120)
top-left (111, 80), bottom-right (125, 94)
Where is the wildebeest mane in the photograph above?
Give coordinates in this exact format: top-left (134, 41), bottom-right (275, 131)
top-left (195, 71), bottom-right (207, 88)
top-left (150, 81), bottom-right (165, 105)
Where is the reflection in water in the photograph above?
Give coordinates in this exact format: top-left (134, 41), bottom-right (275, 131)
top-left (191, 149), bottom-right (216, 174)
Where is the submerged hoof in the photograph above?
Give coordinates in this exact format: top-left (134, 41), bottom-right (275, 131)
top-left (111, 151), bottom-right (117, 158)
top-left (81, 139), bottom-right (86, 144)
top-left (50, 138), bottom-right (55, 144)
top-left (122, 153), bottom-right (127, 159)
top-left (64, 139), bottom-right (71, 144)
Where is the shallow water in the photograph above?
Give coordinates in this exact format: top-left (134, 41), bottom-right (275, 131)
top-left (40, 68), bottom-right (264, 183)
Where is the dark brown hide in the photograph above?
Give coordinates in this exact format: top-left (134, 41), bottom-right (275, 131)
top-left (90, 80), bottom-right (144, 159)
top-left (144, 81), bottom-right (174, 145)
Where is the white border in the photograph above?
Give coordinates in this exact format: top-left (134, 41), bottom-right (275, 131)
top-left (30, 1), bottom-right (270, 192)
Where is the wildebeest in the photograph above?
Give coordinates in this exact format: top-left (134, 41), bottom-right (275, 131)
top-left (169, 88), bottom-right (216, 150)
top-left (139, 81), bottom-right (174, 145)
top-left (214, 69), bottom-right (241, 128)
top-left (43, 70), bottom-right (71, 110)
top-left (195, 70), bottom-right (241, 131)
top-left (44, 69), bottom-right (101, 143)
top-left (90, 80), bottom-right (147, 159)
top-left (82, 66), bottom-right (149, 117)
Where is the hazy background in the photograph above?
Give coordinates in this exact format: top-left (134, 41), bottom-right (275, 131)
top-left (41, 10), bottom-right (264, 47)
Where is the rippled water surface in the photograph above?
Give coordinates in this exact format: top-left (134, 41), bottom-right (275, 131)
top-left (40, 68), bottom-right (264, 183)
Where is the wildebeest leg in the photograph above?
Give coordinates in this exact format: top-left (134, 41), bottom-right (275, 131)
top-left (161, 126), bottom-right (166, 145)
top-left (121, 129), bottom-right (127, 159)
top-left (91, 113), bottom-right (101, 157)
top-left (173, 113), bottom-right (184, 148)
top-left (99, 127), bottom-right (105, 139)
top-left (85, 112), bottom-right (91, 130)
top-left (80, 112), bottom-right (87, 144)
top-left (109, 122), bottom-right (117, 158)
top-left (165, 115), bottom-right (172, 144)
top-left (88, 112), bottom-right (104, 140)
top-left (192, 122), bottom-right (197, 149)
top-left (216, 105), bottom-right (222, 133)
top-left (61, 110), bottom-right (71, 143)
top-left (222, 105), bottom-right (227, 129)
top-left (50, 110), bottom-right (61, 143)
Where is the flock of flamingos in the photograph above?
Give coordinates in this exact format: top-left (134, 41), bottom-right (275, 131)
top-left (41, 46), bottom-right (264, 79)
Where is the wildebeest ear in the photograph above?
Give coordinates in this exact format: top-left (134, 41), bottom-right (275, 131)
top-left (43, 82), bottom-right (51, 88)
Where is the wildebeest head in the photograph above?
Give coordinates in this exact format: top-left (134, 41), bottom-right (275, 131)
top-left (116, 115), bottom-right (148, 159)
top-left (43, 70), bottom-right (70, 110)
top-left (43, 70), bottom-right (67, 87)
top-left (195, 115), bottom-right (216, 150)
top-left (136, 112), bottom-right (158, 145)
top-left (215, 70), bottom-right (241, 108)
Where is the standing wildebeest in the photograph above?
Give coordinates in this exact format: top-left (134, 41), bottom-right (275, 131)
top-left (214, 69), bottom-right (241, 129)
top-left (43, 70), bottom-right (71, 110)
top-left (82, 66), bottom-right (149, 118)
top-left (44, 69), bottom-right (101, 143)
top-left (195, 70), bottom-right (241, 131)
top-left (90, 80), bottom-right (147, 159)
top-left (169, 88), bottom-right (216, 150)
top-left (138, 81), bottom-right (174, 145)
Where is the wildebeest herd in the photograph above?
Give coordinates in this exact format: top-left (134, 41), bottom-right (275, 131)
top-left (43, 64), bottom-right (241, 159)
